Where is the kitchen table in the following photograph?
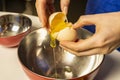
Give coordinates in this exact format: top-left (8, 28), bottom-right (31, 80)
top-left (0, 12), bottom-right (120, 80)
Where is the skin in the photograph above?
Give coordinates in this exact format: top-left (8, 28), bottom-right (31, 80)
top-left (36, 0), bottom-right (54, 28)
top-left (36, 0), bottom-right (120, 56)
top-left (35, 0), bottom-right (70, 28)
top-left (61, 12), bottom-right (120, 56)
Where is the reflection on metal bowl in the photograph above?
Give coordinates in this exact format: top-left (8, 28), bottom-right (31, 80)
top-left (0, 14), bottom-right (32, 47)
top-left (18, 28), bottom-right (104, 80)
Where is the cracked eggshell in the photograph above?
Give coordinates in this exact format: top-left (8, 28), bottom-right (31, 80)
top-left (56, 27), bottom-right (77, 41)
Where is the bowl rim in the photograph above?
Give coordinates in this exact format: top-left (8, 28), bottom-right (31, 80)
top-left (0, 14), bottom-right (32, 38)
top-left (18, 53), bottom-right (105, 79)
top-left (17, 28), bottom-right (105, 79)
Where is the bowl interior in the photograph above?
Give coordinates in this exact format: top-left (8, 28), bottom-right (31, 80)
top-left (0, 14), bottom-right (31, 37)
top-left (18, 28), bottom-right (104, 79)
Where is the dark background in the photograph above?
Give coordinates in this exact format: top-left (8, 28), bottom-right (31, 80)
top-left (0, 0), bottom-right (87, 23)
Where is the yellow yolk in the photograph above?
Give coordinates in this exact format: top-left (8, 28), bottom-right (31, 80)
top-left (49, 12), bottom-right (77, 48)
top-left (50, 22), bottom-right (72, 48)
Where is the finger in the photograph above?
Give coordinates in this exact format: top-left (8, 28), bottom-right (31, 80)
top-left (60, 34), bottom-right (99, 51)
top-left (36, 0), bottom-right (48, 27)
top-left (73, 15), bottom-right (97, 29)
top-left (61, 45), bottom-right (101, 56)
top-left (60, 0), bottom-right (70, 15)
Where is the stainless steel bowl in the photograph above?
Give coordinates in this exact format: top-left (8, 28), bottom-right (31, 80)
top-left (0, 14), bottom-right (32, 47)
top-left (18, 28), bottom-right (104, 80)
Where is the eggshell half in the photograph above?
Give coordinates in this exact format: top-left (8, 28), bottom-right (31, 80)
top-left (56, 27), bottom-right (77, 41)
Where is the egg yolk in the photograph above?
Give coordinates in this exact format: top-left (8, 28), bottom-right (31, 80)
top-left (50, 21), bottom-right (72, 48)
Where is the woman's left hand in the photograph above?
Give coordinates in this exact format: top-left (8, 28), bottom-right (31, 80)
top-left (60, 12), bottom-right (120, 56)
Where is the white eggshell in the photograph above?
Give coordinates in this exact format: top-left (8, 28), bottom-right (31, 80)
top-left (56, 27), bottom-right (77, 41)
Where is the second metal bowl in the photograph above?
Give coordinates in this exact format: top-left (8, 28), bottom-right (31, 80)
top-left (0, 14), bottom-right (32, 47)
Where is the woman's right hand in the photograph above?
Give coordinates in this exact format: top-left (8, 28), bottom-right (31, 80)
top-left (35, 0), bottom-right (70, 28)
top-left (36, 0), bottom-right (54, 28)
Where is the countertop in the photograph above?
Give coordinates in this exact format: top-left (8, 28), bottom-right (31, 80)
top-left (0, 12), bottom-right (120, 80)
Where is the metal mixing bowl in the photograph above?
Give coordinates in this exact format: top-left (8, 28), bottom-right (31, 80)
top-left (0, 14), bottom-right (32, 47)
top-left (18, 28), bottom-right (104, 80)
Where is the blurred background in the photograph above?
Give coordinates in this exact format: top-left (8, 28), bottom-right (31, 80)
top-left (0, 0), bottom-right (37, 15)
top-left (0, 0), bottom-right (87, 23)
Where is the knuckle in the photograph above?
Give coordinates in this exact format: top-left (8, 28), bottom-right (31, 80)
top-left (95, 39), bottom-right (106, 47)
top-left (74, 46), bottom-right (80, 52)
top-left (99, 47), bottom-right (110, 54)
top-left (98, 48), bottom-right (105, 54)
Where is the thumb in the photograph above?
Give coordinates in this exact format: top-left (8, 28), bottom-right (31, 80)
top-left (60, 0), bottom-right (70, 15)
top-left (73, 15), bottom-right (97, 29)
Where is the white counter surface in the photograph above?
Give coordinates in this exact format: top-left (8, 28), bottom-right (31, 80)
top-left (0, 12), bottom-right (120, 80)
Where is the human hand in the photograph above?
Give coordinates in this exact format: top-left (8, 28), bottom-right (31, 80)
top-left (35, 0), bottom-right (70, 28)
top-left (60, 0), bottom-right (70, 15)
top-left (60, 12), bottom-right (120, 56)
top-left (36, 0), bottom-right (54, 28)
